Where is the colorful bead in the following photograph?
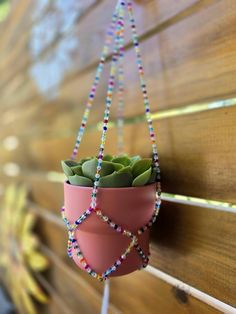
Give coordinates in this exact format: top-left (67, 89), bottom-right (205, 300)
top-left (60, 0), bottom-right (161, 282)
top-left (70, 3), bottom-right (122, 160)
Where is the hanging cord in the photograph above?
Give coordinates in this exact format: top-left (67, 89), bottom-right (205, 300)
top-left (101, 280), bottom-right (110, 314)
top-left (61, 0), bottom-right (161, 285)
top-left (125, 0), bottom-right (161, 200)
top-left (116, 11), bottom-right (125, 155)
top-left (90, 2), bottom-right (125, 210)
top-left (100, 7), bottom-right (125, 313)
top-left (70, 0), bottom-right (123, 160)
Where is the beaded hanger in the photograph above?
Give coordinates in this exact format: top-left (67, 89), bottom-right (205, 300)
top-left (116, 9), bottom-right (125, 155)
top-left (61, 0), bottom-right (161, 281)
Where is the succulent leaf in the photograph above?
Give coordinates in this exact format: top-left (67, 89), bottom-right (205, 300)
top-left (118, 166), bottom-right (132, 175)
top-left (112, 156), bottom-right (131, 166)
top-left (68, 175), bottom-right (93, 187)
top-left (71, 165), bottom-right (83, 176)
top-left (82, 158), bottom-right (114, 180)
top-left (130, 155), bottom-right (141, 165)
top-left (63, 160), bottom-right (78, 167)
top-left (112, 163), bottom-right (124, 171)
top-left (103, 154), bottom-right (113, 161)
top-left (62, 155), bottom-right (156, 187)
top-left (98, 172), bottom-right (133, 188)
top-left (131, 158), bottom-right (152, 178)
top-left (61, 160), bottom-right (78, 177)
top-left (132, 167), bottom-right (152, 186)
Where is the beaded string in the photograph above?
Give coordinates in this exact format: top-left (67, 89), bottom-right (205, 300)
top-left (125, 0), bottom-right (161, 210)
top-left (70, 0), bottom-right (123, 160)
top-left (89, 2), bottom-right (125, 211)
top-left (116, 15), bottom-right (125, 155)
top-left (61, 0), bottom-right (162, 281)
top-left (61, 201), bottom-right (159, 280)
top-left (62, 2), bottom-right (151, 279)
top-left (63, 3), bottom-right (134, 281)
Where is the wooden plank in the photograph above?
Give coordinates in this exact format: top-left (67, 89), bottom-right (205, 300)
top-left (40, 245), bottom-right (120, 314)
top-left (0, 0), bottom-right (33, 53)
top-left (0, 124), bottom-right (134, 170)
top-left (41, 243), bottom-right (221, 314)
top-left (0, 179), bottom-right (117, 313)
top-left (37, 106), bottom-right (236, 203)
top-left (0, 0), bottom-right (217, 122)
top-left (109, 271), bottom-right (221, 314)
top-left (0, 177), bottom-right (234, 307)
top-left (29, 197), bottom-right (229, 313)
top-left (46, 259), bottom-right (105, 314)
top-left (151, 201), bottom-right (236, 308)
top-left (56, 0), bottom-right (236, 113)
top-left (132, 106), bottom-right (236, 203)
top-left (14, 178), bottom-right (236, 307)
top-left (1, 0), bottom-right (235, 139)
top-left (35, 273), bottom-right (74, 314)
top-left (0, 0), bottom-right (198, 93)
top-left (1, 105), bottom-right (236, 203)
top-left (0, 0), bottom-right (97, 92)
top-left (1, 0), bottom-right (235, 128)
top-left (37, 193), bottom-right (236, 307)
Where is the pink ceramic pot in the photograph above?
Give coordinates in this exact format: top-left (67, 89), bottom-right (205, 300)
top-left (64, 182), bottom-right (156, 277)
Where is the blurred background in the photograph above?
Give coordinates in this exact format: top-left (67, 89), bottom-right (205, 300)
top-left (0, 0), bottom-right (236, 313)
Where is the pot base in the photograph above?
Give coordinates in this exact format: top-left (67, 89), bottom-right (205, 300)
top-left (64, 182), bottom-right (156, 278)
top-left (72, 229), bottom-right (150, 277)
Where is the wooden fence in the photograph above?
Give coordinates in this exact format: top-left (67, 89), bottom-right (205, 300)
top-left (0, 0), bottom-right (235, 313)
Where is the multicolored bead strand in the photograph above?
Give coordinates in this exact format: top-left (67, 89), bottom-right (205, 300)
top-left (90, 2), bottom-right (125, 211)
top-left (70, 0), bottom-right (123, 160)
top-left (61, 0), bottom-right (162, 281)
top-left (116, 9), bottom-right (125, 155)
top-left (62, 202), bottom-right (150, 281)
top-left (124, 0), bottom-right (161, 216)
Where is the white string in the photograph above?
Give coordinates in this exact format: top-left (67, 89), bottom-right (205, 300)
top-left (101, 280), bottom-right (110, 314)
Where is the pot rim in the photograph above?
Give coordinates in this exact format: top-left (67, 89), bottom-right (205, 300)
top-left (64, 181), bottom-right (156, 191)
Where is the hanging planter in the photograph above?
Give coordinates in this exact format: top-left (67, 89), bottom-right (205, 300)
top-left (62, 156), bottom-right (158, 277)
top-left (60, 0), bottom-right (161, 282)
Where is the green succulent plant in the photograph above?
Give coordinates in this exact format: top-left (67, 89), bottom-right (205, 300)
top-left (61, 155), bottom-right (158, 188)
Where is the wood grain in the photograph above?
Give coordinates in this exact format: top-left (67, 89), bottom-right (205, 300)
top-left (1, 0), bottom-right (235, 130)
top-left (42, 249), bottom-right (107, 314)
top-left (0, 0), bottom-right (198, 94)
top-left (151, 201), bottom-right (236, 307)
top-left (0, 0), bottom-right (97, 92)
top-left (0, 0), bottom-right (33, 54)
top-left (0, 0), bottom-right (216, 124)
top-left (132, 106), bottom-right (236, 203)
top-left (109, 271), bottom-right (221, 314)
top-left (55, 0), bottom-right (236, 113)
top-left (1, 105), bottom-right (236, 203)
top-left (0, 0), bottom-right (236, 313)
top-left (35, 273), bottom-right (74, 314)
top-left (1, 0), bottom-right (236, 141)
top-left (41, 244), bottom-right (221, 314)
top-left (21, 180), bottom-right (236, 307)
top-left (32, 192), bottom-right (235, 308)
